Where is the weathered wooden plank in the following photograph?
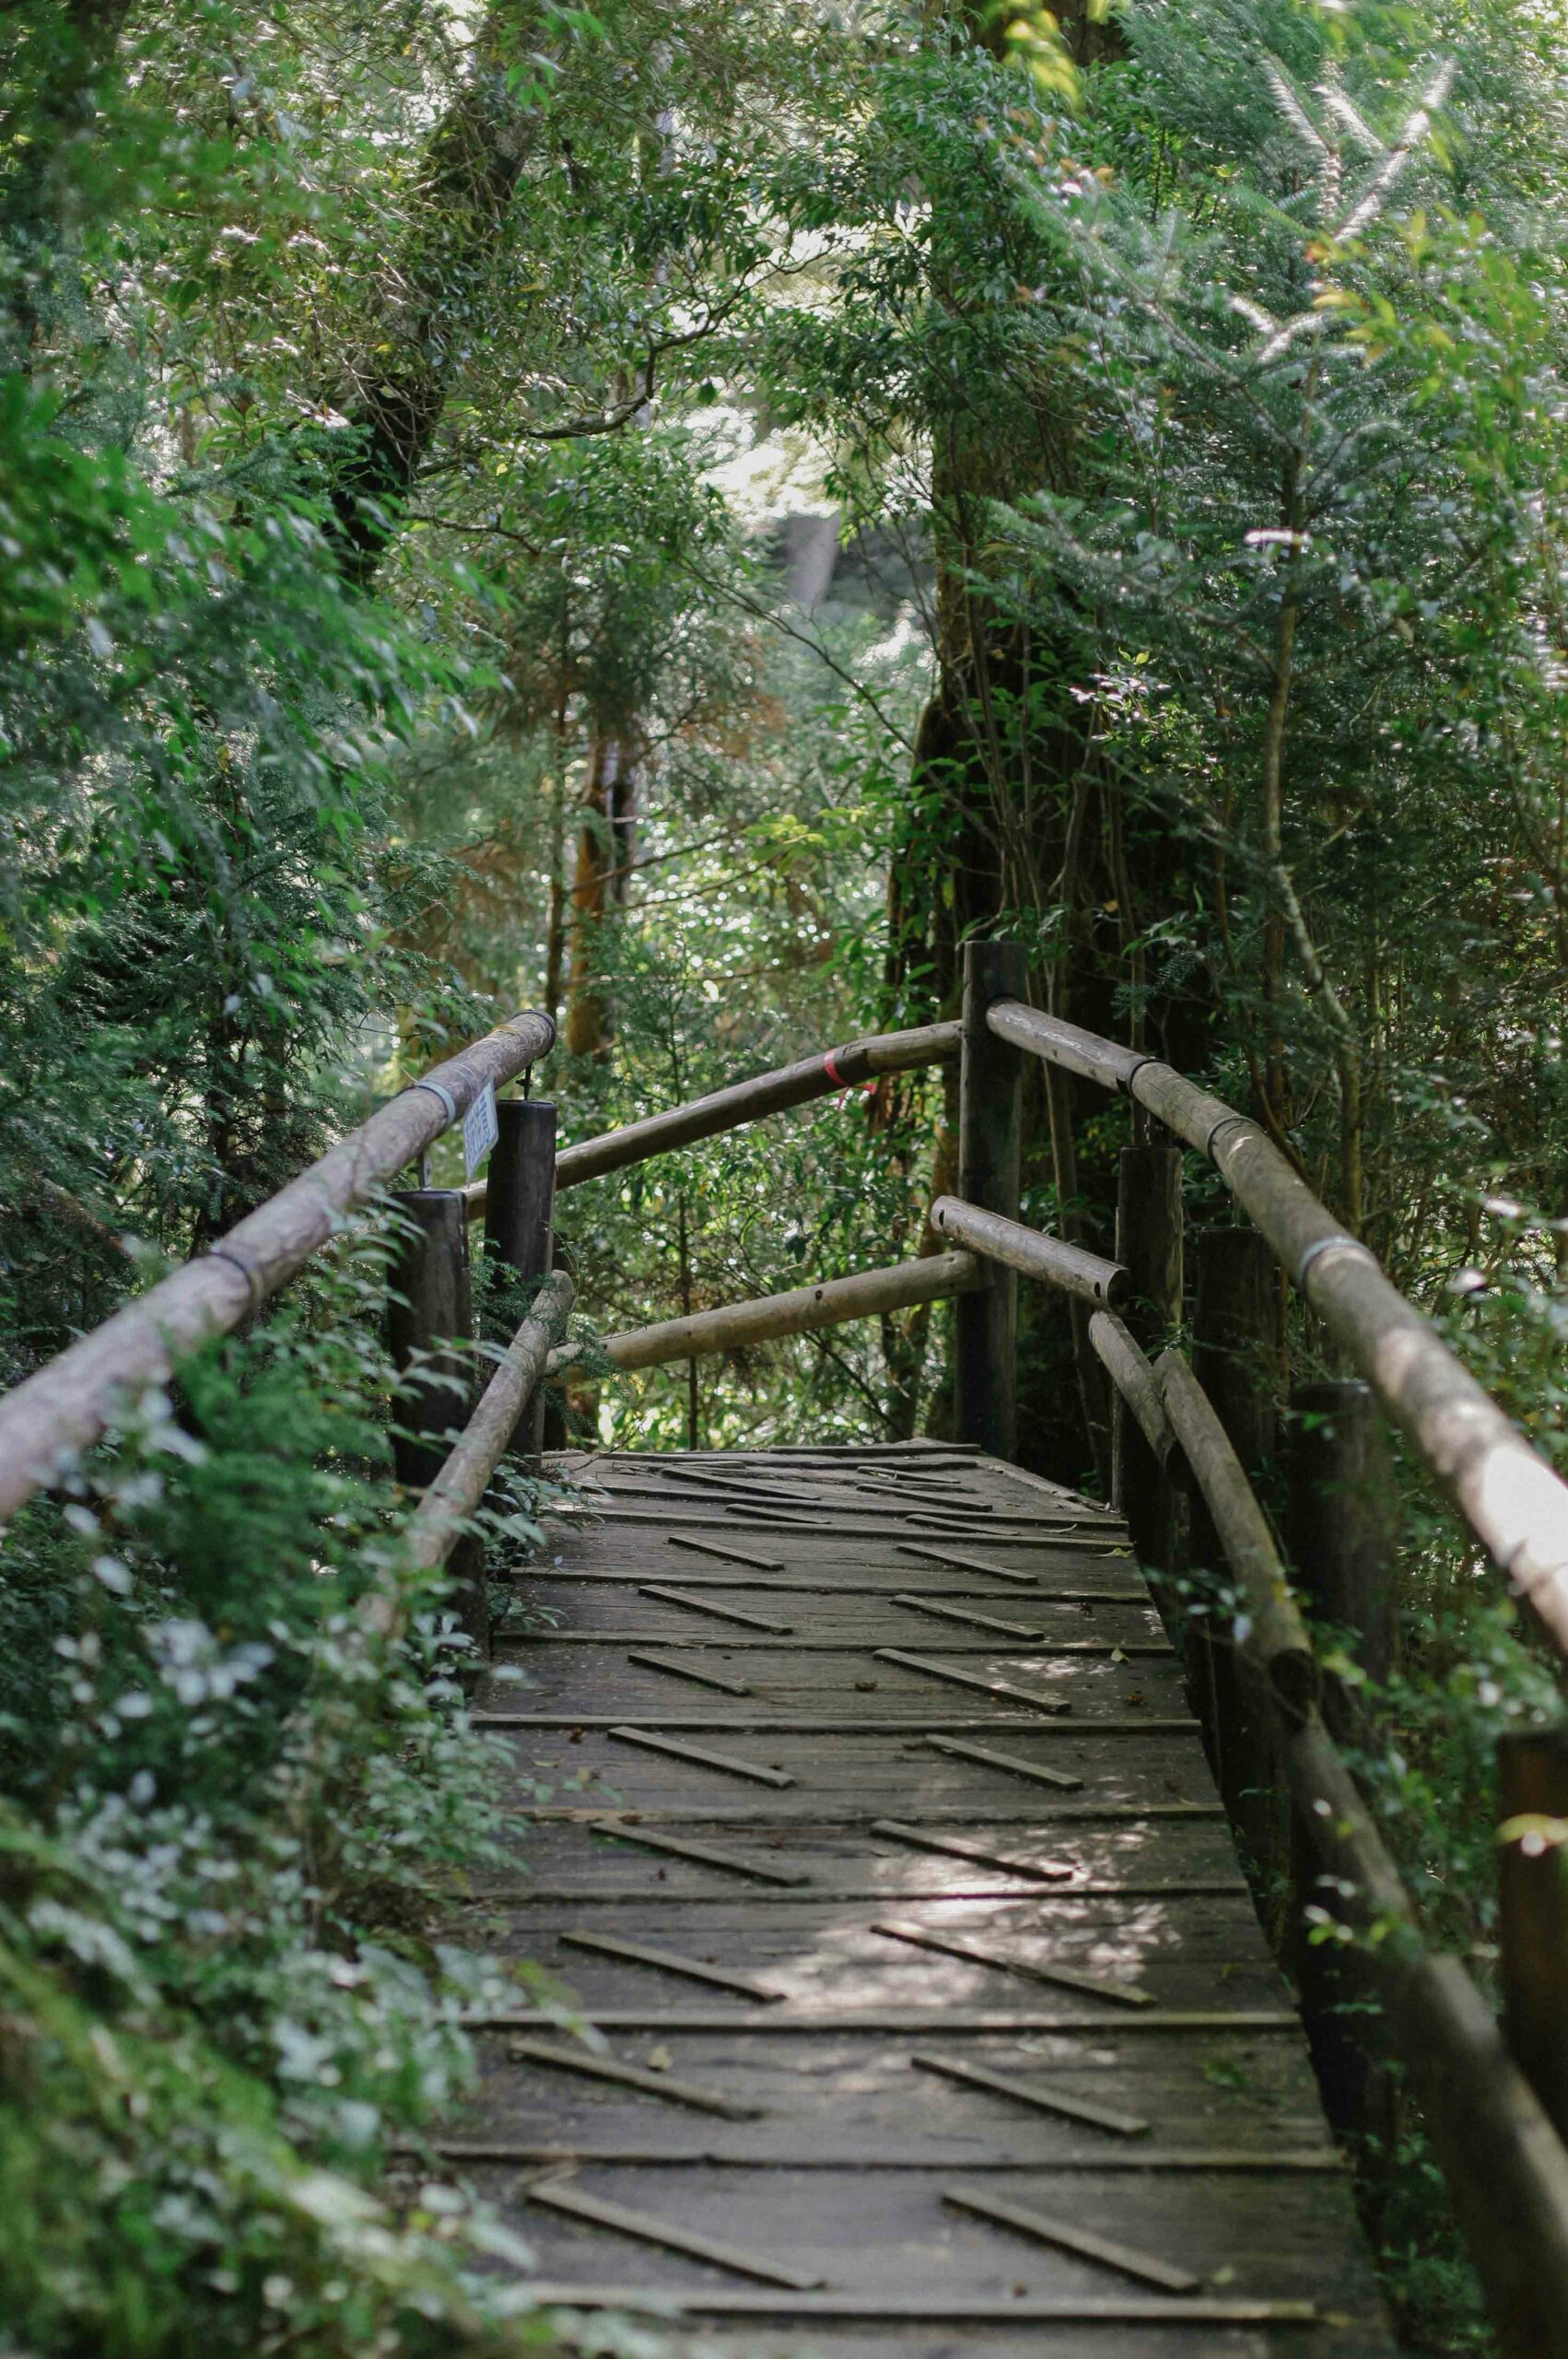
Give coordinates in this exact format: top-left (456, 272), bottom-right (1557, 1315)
top-left (590, 1817), bottom-right (810, 1886)
top-left (504, 1632), bottom-right (1168, 1656)
top-left (922, 1735), bottom-right (1082, 1790)
top-left (631, 1594), bottom-right (797, 1632)
top-left (521, 1570), bottom-right (1153, 1602)
top-left (503, 2038), bottom-right (761, 2119)
top-left (942, 2184), bottom-right (1201, 2293)
top-left (911, 2052), bottom-right (1150, 2137)
top-left (637, 1586), bottom-right (796, 1634)
top-left (894, 1595), bottom-right (1054, 1641)
top-left (872, 1651), bottom-right (1070, 1710)
top-left (509, 2285), bottom-right (1318, 2323)
top-left (433, 2139), bottom-right (1346, 2173)
top-left (523, 2179), bottom-right (824, 2290)
top-left (667, 1535), bottom-right (786, 1571)
top-left (897, 1543), bottom-right (1134, 1585)
top-left (469, 2008), bottom-right (1301, 2033)
top-left (626, 1650), bottom-right (754, 1697)
top-left (872, 1922), bottom-right (1154, 2008)
top-left (433, 1446), bottom-right (1395, 2355)
top-left (606, 1727), bottom-right (797, 1790)
top-left (558, 1931), bottom-right (785, 2002)
top-left (550, 1505), bottom-right (1131, 1547)
top-left (521, 1808), bottom-right (1232, 1834)
top-left (871, 1821), bottom-right (1077, 1882)
top-left (507, 2283), bottom-right (1318, 2322)
top-left (474, 1713), bottom-right (1202, 1732)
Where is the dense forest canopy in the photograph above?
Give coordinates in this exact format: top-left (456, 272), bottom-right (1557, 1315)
top-left (2, 0), bottom-right (1565, 2350)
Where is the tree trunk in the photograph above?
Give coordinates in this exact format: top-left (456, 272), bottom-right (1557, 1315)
top-left (566, 729), bottom-right (641, 1058)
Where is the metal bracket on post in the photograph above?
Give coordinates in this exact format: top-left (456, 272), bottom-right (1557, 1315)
top-left (484, 1099), bottom-right (559, 1465)
top-left (954, 941), bottom-right (1026, 1461)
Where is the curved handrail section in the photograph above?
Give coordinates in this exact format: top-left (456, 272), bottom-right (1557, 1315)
top-left (0, 1010), bottom-right (556, 1528)
top-left (1079, 1299), bottom-right (1568, 2318)
top-left (988, 997), bottom-right (1568, 1651)
top-left (462, 1020), bottom-right (960, 1215)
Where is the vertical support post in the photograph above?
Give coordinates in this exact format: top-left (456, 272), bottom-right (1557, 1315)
top-left (1287, 1379), bottom-right (1396, 1712)
top-left (1113, 1143), bottom-right (1183, 1574)
top-left (385, 1188), bottom-right (485, 1651)
top-left (386, 1191), bottom-right (474, 1488)
top-left (484, 1099), bottom-right (558, 1463)
top-left (954, 940), bottom-right (1026, 1461)
top-left (1188, 1224), bottom-right (1287, 1916)
top-left (1192, 1226), bottom-right (1284, 1477)
top-left (1284, 1378), bottom-right (1398, 2149)
top-left (1498, 1730), bottom-right (1568, 2147)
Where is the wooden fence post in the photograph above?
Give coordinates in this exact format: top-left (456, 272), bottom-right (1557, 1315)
top-left (1113, 1143), bottom-right (1183, 1575)
top-left (1188, 1224), bottom-right (1287, 1906)
top-left (484, 1098), bottom-right (558, 1463)
top-left (1288, 1379), bottom-right (1396, 1709)
top-left (385, 1188), bottom-right (486, 1652)
top-left (954, 941), bottom-right (1026, 1461)
top-left (1285, 1377), bottom-right (1398, 2148)
top-left (1192, 1226), bottom-right (1284, 1475)
top-left (1499, 1730), bottom-right (1568, 2149)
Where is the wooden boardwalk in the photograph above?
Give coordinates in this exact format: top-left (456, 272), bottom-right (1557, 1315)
top-left (441, 1441), bottom-right (1396, 2353)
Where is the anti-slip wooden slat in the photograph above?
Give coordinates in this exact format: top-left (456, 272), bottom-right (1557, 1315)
top-left (942, 2184), bottom-right (1202, 2294)
top-left (625, 1649), bottom-right (755, 1696)
top-left (636, 1584), bottom-right (795, 1633)
top-left (524, 2179), bottom-right (822, 2289)
top-left (911, 2050), bottom-right (1152, 2137)
top-left (503, 2038), bottom-right (760, 2119)
top-left (872, 1920), bottom-right (1156, 2007)
top-left (589, 1817), bottom-right (812, 1886)
top-left (558, 1930), bottom-right (784, 2001)
top-left (666, 1534), bottom-right (786, 1571)
top-left (922, 1733), bottom-right (1083, 1789)
top-left (606, 1725), bottom-right (797, 1789)
top-left (425, 1445), bottom-right (1398, 2351)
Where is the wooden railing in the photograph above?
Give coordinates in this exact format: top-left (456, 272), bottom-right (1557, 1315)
top-left (5, 960), bottom-right (1568, 2349)
top-left (0, 1008), bottom-right (558, 1525)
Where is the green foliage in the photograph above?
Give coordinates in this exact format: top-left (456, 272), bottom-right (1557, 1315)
top-left (0, 1238), bottom-right (571, 2353)
top-left (5, 0), bottom-right (1568, 2349)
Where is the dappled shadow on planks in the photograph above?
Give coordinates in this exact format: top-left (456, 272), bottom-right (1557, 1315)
top-left (405, 1445), bottom-right (1397, 2353)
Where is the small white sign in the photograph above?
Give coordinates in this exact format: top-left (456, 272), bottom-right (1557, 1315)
top-left (463, 1078), bottom-right (498, 1178)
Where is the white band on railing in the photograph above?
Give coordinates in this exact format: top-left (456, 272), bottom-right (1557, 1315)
top-left (203, 1244), bottom-right (266, 1308)
top-left (1295, 1231), bottom-right (1369, 1290)
top-left (405, 1079), bottom-right (459, 1124)
top-left (1204, 1109), bottom-right (1254, 1158)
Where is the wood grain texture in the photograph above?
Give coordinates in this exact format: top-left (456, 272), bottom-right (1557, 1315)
top-left (421, 1446), bottom-right (1396, 2352)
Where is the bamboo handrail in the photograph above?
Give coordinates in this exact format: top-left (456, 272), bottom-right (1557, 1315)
top-left (1155, 1346), bottom-right (1317, 1715)
top-left (1088, 1310), bottom-right (1176, 1467)
top-left (929, 1195), bottom-right (1129, 1309)
top-left (462, 1020), bottom-right (960, 1217)
top-left (545, 1251), bottom-right (984, 1378)
top-left (1084, 1309), bottom-right (1568, 2334)
top-left (0, 1010), bottom-right (556, 1528)
top-left (1285, 1718), bottom-right (1568, 2353)
top-left (988, 996), bottom-right (1568, 1654)
top-left (361, 1271), bottom-right (575, 1640)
